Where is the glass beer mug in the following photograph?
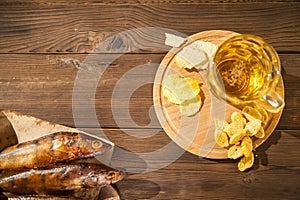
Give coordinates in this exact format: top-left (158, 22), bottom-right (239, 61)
top-left (207, 34), bottom-right (285, 113)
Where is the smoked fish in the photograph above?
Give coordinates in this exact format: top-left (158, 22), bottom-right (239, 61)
top-left (3, 192), bottom-right (72, 199)
top-left (0, 163), bottom-right (125, 195)
top-left (0, 132), bottom-right (112, 170)
top-left (3, 187), bottom-right (102, 199)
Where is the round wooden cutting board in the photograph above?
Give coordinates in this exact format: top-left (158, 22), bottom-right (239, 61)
top-left (153, 30), bottom-right (284, 159)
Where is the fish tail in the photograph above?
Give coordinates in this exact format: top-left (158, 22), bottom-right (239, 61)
top-left (0, 142), bottom-right (38, 170)
top-left (0, 145), bottom-right (19, 170)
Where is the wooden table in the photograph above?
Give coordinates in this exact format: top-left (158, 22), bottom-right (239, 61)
top-left (0, 1), bottom-right (299, 199)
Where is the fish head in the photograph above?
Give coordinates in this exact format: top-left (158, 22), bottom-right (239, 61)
top-left (83, 164), bottom-right (126, 187)
top-left (79, 134), bottom-right (112, 156)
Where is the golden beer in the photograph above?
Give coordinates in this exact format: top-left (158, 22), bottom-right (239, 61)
top-left (215, 42), bottom-right (271, 100)
top-left (208, 34), bottom-right (284, 112)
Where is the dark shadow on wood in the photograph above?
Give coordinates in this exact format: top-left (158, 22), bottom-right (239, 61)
top-left (116, 178), bottom-right (160, 200)
top-left (253, 130), bottom-right (282, 168)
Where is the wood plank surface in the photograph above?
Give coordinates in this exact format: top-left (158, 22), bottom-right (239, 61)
top-left (1, 0), bottom-right (299, 6)
top-left (0, 1), bottom-right (299, 199)
top-left (0, 3), bottom-right (299, 53)
top-left (82, 128), bottom-right (300, 199)
top-left (0, 54), bottom-right (299, 129)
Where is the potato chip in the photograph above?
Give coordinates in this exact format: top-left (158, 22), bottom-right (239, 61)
top-left (214, 118), bottom-right (229, 133)
top-left (229, 129), bottom-right (247, 145)
top-left (162, 87), bottom-right (182, 104)
top-left (213, 109), bottom-right (265, 172)
top-left (241, 136), bottom-right (253, 157)
top-left (185, 77), bottom-right (201, 95)
top-left (215, 130), bottom-right (229, 148)
top-left (254, 105), bottom-right (269, 124)
top-left (193, 40), bottom-right (218, 60)
top-left (254, 126), bottom-right (265, 139)
top-left (214, 110), bottom-right (265, 172)
top-left (180, 95), bottom-right (202, 116)
top-left (164, 33), bottom-right (185, 48)
top-left (214, 119), bottom-right (229, 147)
top-left (174, 42), bottom-right (209, 70)
top-left (238, 152), bottom-right (254, 172)
top-left (231, 111), bottom-right (247, 125)
top-left (244, 119), bottom-right (261, 136)
top-left (162, 74), bottom-right (200, 103)
top-left (228, 144), bottom-right (244, 159)
top-left (242, 106), bottom-right (262, 121)
top-left (224, 122), bottom-right (244, 138)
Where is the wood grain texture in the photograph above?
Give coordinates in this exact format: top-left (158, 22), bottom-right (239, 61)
top-left (0, 3), bottom-right (299, 53)
top-left (82, 128), bottom-right (300, 199)
top-left (0, 1), bottom-right (299, 198)
top-left (1, 0), bottom-right (298, 6)
top-left (0, 54), bottom-right (298, 129)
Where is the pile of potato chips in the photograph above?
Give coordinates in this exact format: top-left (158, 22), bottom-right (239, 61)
top-left (161, 40), bottom-right (218, 116)
top-left (162, 74), bottom-right (202, 116)
top-left (215, 105), bottom-right (269, 171)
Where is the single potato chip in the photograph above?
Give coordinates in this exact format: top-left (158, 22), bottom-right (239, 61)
top-left (193, 40), bottom-right (218, 61)
top-left (162, 74), bottom-right (200, 104)
top-left (162, 74), bottom-right (203, 117)
top-left (238, 152), bottom-right (254, 172)
top-left (174, 40), bottom-right (218, 70)
top-left (214, 118), bottom-right (229, 133)
top-left (175, 43), bottom-right (208, 70)
top-left (162, 87), bottom-right (182, 104)
top-left (162, 74), bottom-right (200, 103)
top-left (231, 111), bottom-right (247, 125)
top-left (224, 122), bottom-right (244, 138)
top-left (254, 126), bottom-right (265, 139)
top-left (215, 130), bottom-right (229, 148)
top-left (228, 144), bottom-right (244, 159)
top-left (254, 105), bottom-right (269, 124)
top-left (180, 95), bottom-right (202, 116)
top-left (185, 77), bottom-right (200, 94)
top-left (241, 136), bottom-right (253, 157)
top-left (242, 106), bottom-right (262, 121)
top-left (229, 129), bottom-right (247, 145)
top-left (244, 119), bottom-right (262, 136)
top-left (243, 112), bottom-right (255, 121)
top-left (214, 119), bottom-right (229, 147)
top-left (164, 33), bottom-right (185, 48)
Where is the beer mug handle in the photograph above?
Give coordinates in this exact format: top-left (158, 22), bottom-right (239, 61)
top-left (258, 89), bottom-right (285, 113)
